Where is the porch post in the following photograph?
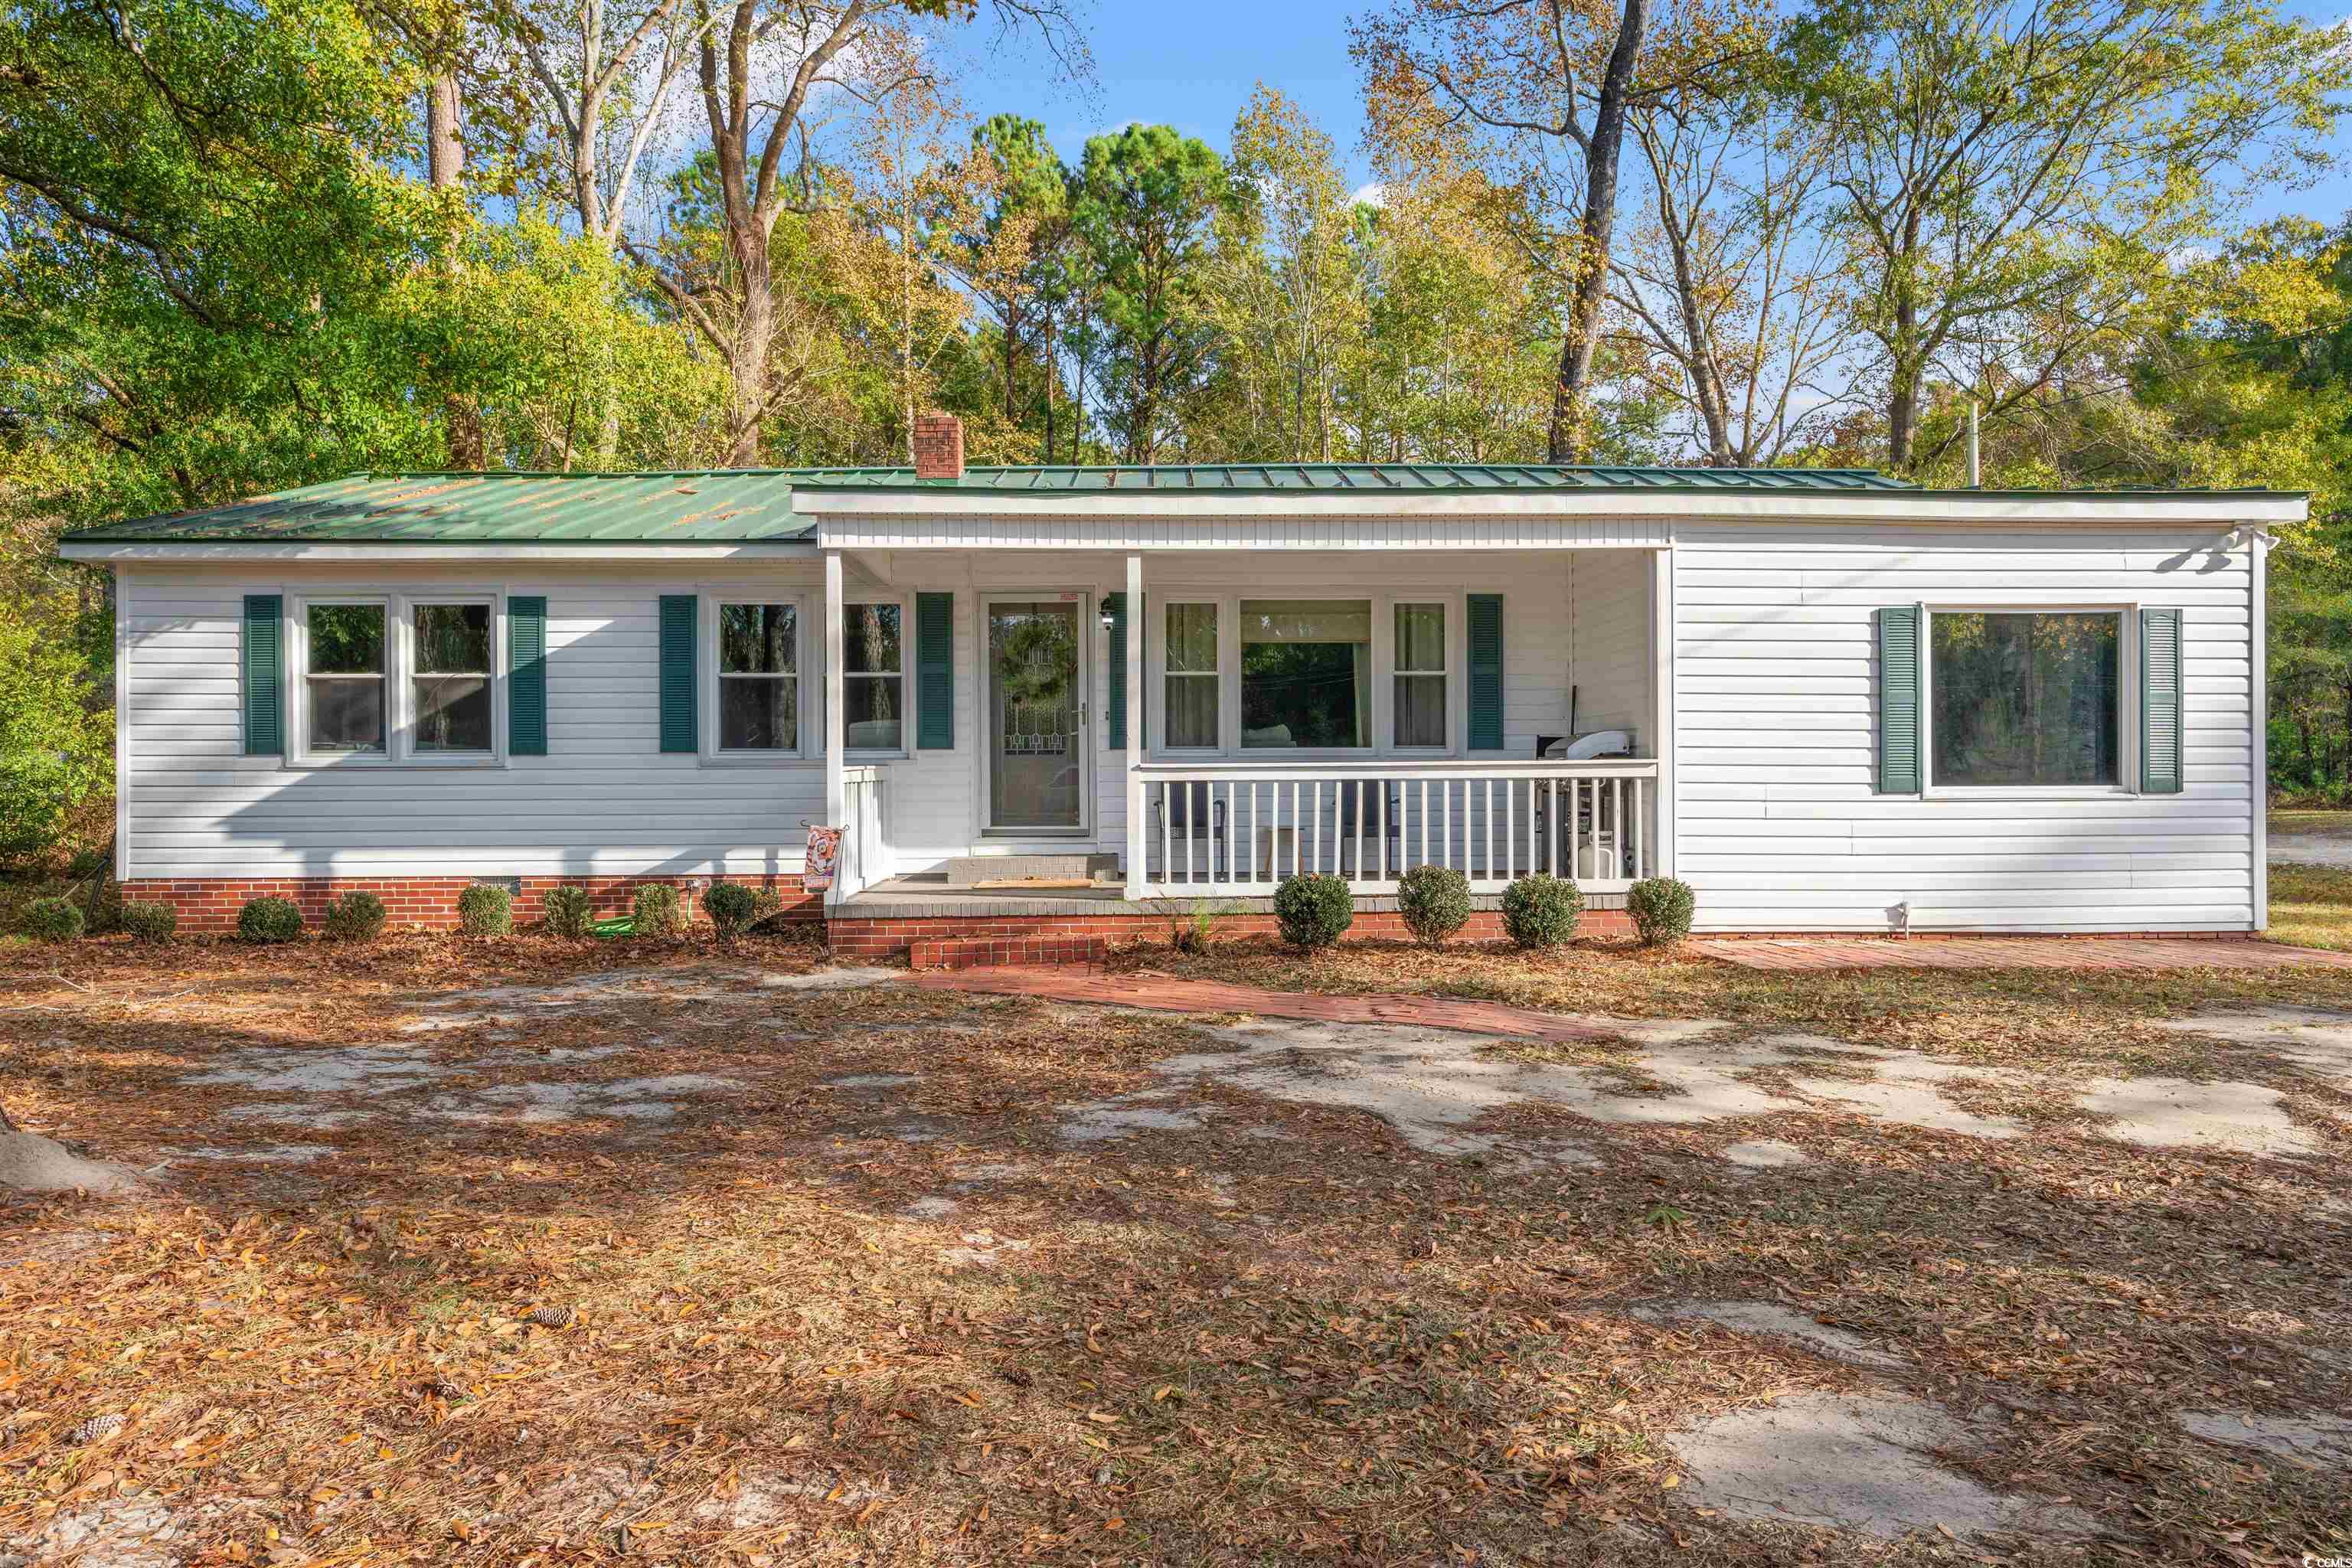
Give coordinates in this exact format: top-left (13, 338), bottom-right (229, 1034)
top-left (823, 548), bottom-right (845, 836)
top-left (1650, 544), bottom-right (1676, 880)
top-left (1124, 552), bottom-right (1145, 900)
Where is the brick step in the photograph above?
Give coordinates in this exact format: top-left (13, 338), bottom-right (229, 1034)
top-left (909, 934), bottom-right (1110, 971)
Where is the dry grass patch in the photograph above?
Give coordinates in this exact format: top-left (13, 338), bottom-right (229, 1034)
top-left (0, 938), bottom-right (2347, 1566)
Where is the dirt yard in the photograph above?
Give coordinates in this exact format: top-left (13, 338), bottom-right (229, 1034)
top-left (2, 933), bottom-right (2348, 1566)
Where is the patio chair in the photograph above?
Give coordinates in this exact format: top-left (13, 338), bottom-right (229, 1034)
top-left (1152, 781), bottom-right (1227, 885)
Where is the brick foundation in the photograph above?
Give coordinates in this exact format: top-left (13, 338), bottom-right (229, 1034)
top-left (855, 908), bottom-right (1636, 965)
top-left (122, 875), bottom-right (819, 936)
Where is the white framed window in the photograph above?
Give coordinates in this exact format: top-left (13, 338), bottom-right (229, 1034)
top-left (305, 600), bottom-right (388, 754)
top-left (1925, 606), bottom-right (2129, 792)
top-left (715, 600), bottom-right (800, 753)
top-left (1161, 601), bottom-right (1219, 750)
top-left (410, 599), bottom-right (495, 754)
top-left (1240, 599), bottom-right (1371, 750)
top-left (1393, 601), bottom-right (1447, 749)
top-left (844, 600), bottom-right (906, 753)
top-left (288, 590), bottom-right (507, 766)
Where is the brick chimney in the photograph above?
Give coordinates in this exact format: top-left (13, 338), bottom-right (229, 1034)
top-left (913, 412), bottom-right (965, 481)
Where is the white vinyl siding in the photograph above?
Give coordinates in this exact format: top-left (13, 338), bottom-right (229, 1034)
top-left (1672, 526), bottom-right (2256, 933)
top-left (120, 563), bottom-right (825, 880)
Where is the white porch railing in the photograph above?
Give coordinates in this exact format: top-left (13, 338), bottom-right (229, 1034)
top-left (1132, 760), bottom-right (1658, 897)
top-left (828, 764), bottom-right (888, 905)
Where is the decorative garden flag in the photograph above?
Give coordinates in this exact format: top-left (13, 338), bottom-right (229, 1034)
top-left (803, 825), bottom-right (841, 892)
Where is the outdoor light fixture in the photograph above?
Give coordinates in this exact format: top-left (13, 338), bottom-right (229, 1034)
top-left (1099, 606), bottom-right (1116, 632)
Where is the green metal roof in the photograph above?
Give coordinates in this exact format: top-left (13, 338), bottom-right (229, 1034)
top-left (62, 470), bottom-right (824, 544)
top-left (789, 462), bottom-right (1921, 493)
top-left (63, 462), bottom-right (2292, 547)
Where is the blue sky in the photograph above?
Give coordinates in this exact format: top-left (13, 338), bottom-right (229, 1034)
top-left (975, 0), bottom-right (2352, 224)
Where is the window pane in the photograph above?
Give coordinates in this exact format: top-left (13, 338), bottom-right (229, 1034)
top-left (1396, 603), bottom-right (1445, 671)
top-left (720, 675), bottom-right (797, 750)
top-left (1396, 675), bottom-right (1446, 746)
top-left (1242, 599), bottom-right (1369, 749)
top-left (846, 675), bottom-right (902, 750)
top-left (414, 603), bottom-right (489, 674)
top-left (414, 675), bottom-right (491, 752)
top-left (1241, 599), bottom-right (1371, 645)
top-left (845, 604), bottom-right (901, 675)
top-left (1165, 674), bottom-right (1217, 747)
top-left (1931, 612), bottom-right (2118, 787)
top-left (720, 603), bottom-right (794, 674)
top-left (309, 604), bottom-right (384, 674)
top-left (1166, 603), bottom-right (1217, 671)
top-left (309, 677), bottom-right (384, 752)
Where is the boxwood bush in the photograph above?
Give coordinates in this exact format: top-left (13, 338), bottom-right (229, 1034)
top-left (322, 890), bottom-right (387, 941)
top-left (118, 900), bottom-right (178, 942)
top-left (632, 882), bottom-right (684, 936)
top-left (1627, 877), bottom-right (1697, 946)
top-left (541, 884), bottom-right (594, 938)
top-left (456, 883), bottom-right (513, 936)
top-left (21, 896), bottom-right (84, 942)
top-left (237, 895), bottom-right (303, 944)
top-left (703, 880), bottom-right (760, 939)
top-left (1396, 864), bottom-right (1472, 946)
top-left (1272, 873), bottom-right (1353, 952)
top-left (1501, 873), bottom-right (1581, 950)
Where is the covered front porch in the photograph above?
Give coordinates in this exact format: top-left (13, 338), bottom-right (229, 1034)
top-left (811, 537), bottom-right (1675, 927)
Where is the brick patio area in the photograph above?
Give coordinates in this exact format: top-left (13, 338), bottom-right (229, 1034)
top-left (1690, 937), bottom-right (2352, 971)
top-left (910, 965), bottom-right (1618, 1041)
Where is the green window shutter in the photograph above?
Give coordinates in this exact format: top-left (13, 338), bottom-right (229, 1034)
top-left (508, 596), bottom-right (547, 756)
top-left (1106, 592), bottom-right (1128, 748)
top-left (1467, 593), bottom-right (1504, 750)
top-left (243, 594), bottom-right (283, 756)
top-left (1876, 605), bottom-right (1922, 793)
top-left (658, 594), bottom-right (697, 753)
top-left (916, 591), bottom-right (954, 749)
top-left (2141, 606), bottom-right (2182, 795)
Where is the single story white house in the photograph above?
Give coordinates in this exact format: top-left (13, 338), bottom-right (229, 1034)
top-left (59, 417), bottom-right (2300, 959)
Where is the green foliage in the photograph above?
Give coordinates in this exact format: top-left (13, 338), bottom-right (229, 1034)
top-left (1501, 873), bottom-right (1581, 949)
top-left (1396, 864), bottom-right (1472, 946)
top-left (322, 890), bottom-right (387, 941)
top-left (1272, 873), bottom-right (1354, 951)
top-left (20, 895), bottom-right (84, 942)
top-left (1627, 877), bottom-right (1697, 946)
top-left (541, 884), bottom-right (594, 938)
top-left (0, 606), bottom-right (111, 863)
top-left (456, 883), bottom-right (512, 936)
top-left (118, 900), bottom-right (177, 942)
top-left (237, 896), bottom-right (303, 944)
top-left (632, 882), bottom-right (684, 936)
top-left (704, 880), bottom-right (760, 939)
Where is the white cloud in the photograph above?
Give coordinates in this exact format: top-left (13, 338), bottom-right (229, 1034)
top-left (1352, 181), bottom-right (1387, 208)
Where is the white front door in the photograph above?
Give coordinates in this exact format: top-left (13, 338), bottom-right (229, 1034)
top-left (982, 595), bottom-right (1091, 835)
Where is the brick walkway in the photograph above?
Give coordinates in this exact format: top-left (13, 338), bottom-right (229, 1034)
top-left (1691, 937), bottom-right (2352, 971)
top-left (910, 965), bottom-right (1617, 1042)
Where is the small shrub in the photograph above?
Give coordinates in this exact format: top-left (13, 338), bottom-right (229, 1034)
top-left (21, 896), bottom-right (84, 942)
top-left (322, 891), bottom-right (387, 941)
top-left (117, 900), bottom-right (177, 942)
top-left (704, 880), bottom-right (760, 939)
top-left (456, 883), bottom-right (513, 936)
top-left (1272, 873), bottom-right (1353, 952)
top-left (1627, 877), bottom-right (1697, 946)
top-left (632, 882), bottom-right (684, 936)
top-left (65, 848), bottom-right (109, 881)
top-left (1501, 873), bottom-right (1581, 949)
top-left (541, 884), bottom-right (593, 938)
top-left (237, 896), bottom-right (303, 944)
top-left (1396, 864), bottom-right (1472, 946)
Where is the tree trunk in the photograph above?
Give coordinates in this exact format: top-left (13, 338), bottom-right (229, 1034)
top-left (1547, 0), bottom-right (1649, 463)
top-left (428, 72), bottom-right (488, 471)
top-left (725, 245), bottom-right (775, 466)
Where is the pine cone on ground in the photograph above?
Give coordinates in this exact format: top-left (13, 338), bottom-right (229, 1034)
top-left (523, 1305), bottom-right (574, 1328)
top-left (69, 1413), bottom-right (124, 1444)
